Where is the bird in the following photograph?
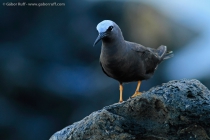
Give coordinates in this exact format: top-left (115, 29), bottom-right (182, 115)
top-left (93, 20), bottom-right (173, 103)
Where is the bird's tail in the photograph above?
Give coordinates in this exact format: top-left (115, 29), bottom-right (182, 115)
top-left (156, 45), bottom-right (174, 60)
top-left (163, 51), bottom-right (174, 60)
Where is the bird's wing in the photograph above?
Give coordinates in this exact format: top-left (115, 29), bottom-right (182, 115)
top-left (126, 41), bottom-right (149, 53)
top-left (126, 41), bottom-right (158, 57)
top-left (126, 41), bottom-right (160, 74)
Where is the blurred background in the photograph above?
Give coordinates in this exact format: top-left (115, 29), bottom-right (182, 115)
top-left (0, 0), bottom-right (210, 139)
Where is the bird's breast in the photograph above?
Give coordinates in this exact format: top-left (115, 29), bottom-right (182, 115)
top-left (100, 50), bottom-right (146, 82)
top-left (101, 60), bottom-right (126, 81)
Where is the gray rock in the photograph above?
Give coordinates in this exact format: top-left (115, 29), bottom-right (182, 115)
top-left (49, 79), bottom-right (210, 140)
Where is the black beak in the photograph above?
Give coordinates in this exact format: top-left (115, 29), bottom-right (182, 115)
top-left (93, 33), bottom-right (107, 46)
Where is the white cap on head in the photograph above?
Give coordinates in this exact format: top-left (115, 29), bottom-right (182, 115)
top-left (96, 20), bottom-right (114, 33)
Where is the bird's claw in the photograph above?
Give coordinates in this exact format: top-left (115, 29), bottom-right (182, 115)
top-left (131, 91), bottom-right (142, 98)
top-left (119, 100), bottom-right (124, 103)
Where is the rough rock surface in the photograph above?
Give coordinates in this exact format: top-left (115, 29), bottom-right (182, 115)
top-left (49, 79), bottom-right (210, 140)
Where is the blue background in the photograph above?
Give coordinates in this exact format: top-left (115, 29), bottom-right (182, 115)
top-left (0, 0), bottom-right (210, 139)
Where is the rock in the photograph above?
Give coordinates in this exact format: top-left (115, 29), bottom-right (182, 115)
top-left (49, 79), bottom-right (210, 140)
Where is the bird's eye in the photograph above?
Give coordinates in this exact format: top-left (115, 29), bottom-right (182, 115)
top-left (107, 26), bottom-right (113, 31)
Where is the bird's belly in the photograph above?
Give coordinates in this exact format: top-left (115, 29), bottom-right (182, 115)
top-left (102, 60), bottom-right (149, 83)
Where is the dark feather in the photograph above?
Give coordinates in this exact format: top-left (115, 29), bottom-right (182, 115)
top-left (100, 61), bottom-right (110, 78)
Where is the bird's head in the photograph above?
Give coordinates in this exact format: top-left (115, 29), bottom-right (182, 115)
top-left (93, 20), bottom-right (123, 46)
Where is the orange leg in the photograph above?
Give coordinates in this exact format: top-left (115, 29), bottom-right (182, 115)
top-left (131, 81), bottom-right (142, 98)
top-left (119, 83), bottom-right (123, 103)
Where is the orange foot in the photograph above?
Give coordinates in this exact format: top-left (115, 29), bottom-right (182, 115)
top-left (119, 100), bottom-right (124, 103)
top-left (131, 91), bottom-right (142, 98)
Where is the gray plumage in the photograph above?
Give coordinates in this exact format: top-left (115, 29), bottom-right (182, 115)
top-left (94, 20), bottom-right (173, 84)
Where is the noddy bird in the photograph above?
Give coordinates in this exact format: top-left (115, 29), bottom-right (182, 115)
top-left (93, 20), bottom-right (173, 103)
